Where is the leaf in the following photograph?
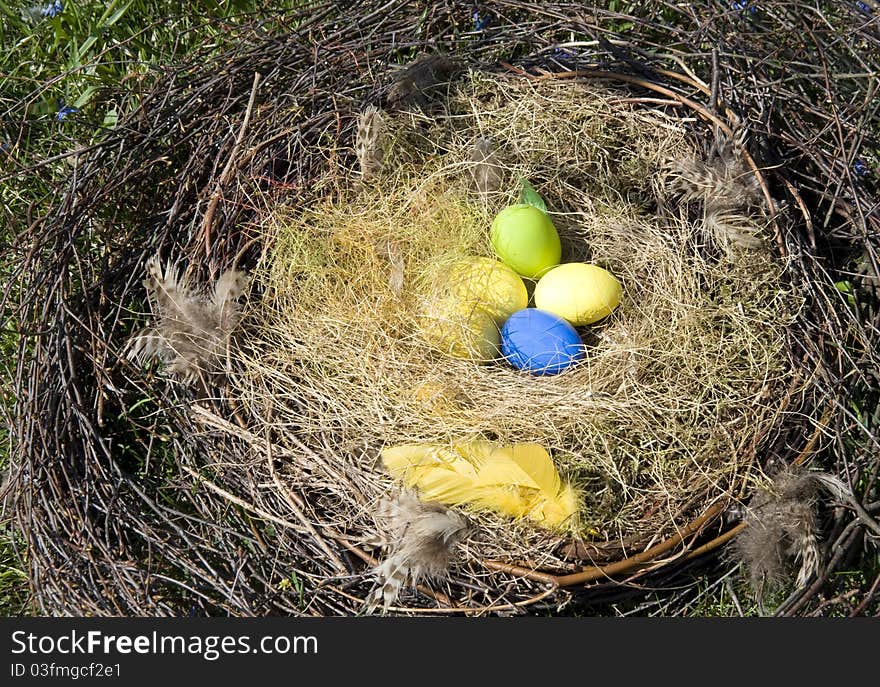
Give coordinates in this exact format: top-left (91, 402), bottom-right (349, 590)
top-left (80, 34), bottom-right (98, 57)
top-left (99, 0), bottom-right (136, 29)
top-left (102, 108), bottom-right (118, 129)
top-left (519, 178), bottom-right (547, 212)
top-left (380, 440), bottom-right (578, 529)
top-left (72, 85), bottom-right (98, 109)
top-left (835, 280), bottom-right (856, 307)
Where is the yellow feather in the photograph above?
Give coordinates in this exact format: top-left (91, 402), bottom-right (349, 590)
top-left (380, 441), bottom-right (578, 529)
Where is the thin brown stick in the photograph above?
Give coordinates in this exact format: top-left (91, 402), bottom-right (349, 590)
top-left (792, 408), bottom-right (833, 468)
top-left (201, 71), bottom-right (262, 260)
top-left (190, 403), bottom-right (350, 570)
top-left (266, 436), bottom-right (349, 574)
top-left (483, 502), bottom-right (728, 587)
top-left (189, 404), bottom-right (354, 502)
top-left (382, 586), bottom-right (558, 615)
top-left (683, 522), bottom-right (747, 562)
top-left (709, 47), bottom-right (720, 114)
top-left (780, 176), bottom-right (817, 252)
top-left (849, 570), bottom-right (880, 617)
top-left (808, 589), bottom-right (862, 617)
top-left (180, 464), bottom-right (309, 535)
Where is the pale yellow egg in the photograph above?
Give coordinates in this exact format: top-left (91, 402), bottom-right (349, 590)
top-left (534, 262), bottom-right (622, 326)
top-left (448, 257), bottom-right (528, 325)
top-left (420, 296), bottom-right (501, 362)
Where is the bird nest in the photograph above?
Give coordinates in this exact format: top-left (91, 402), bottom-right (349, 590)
top-left (216, 70), bottom-right (802, 610)
top-left (7, 2), bottom-right (879, 617)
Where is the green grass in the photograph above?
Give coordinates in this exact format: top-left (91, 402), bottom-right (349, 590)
top-left (0, 520), bottom-right (30, 616)
top-left (1, 1), bottom-right (303, 232)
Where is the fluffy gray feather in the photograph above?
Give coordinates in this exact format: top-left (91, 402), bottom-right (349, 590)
top-left (385, 54), bottom-right (460, 111)
top-left (366, 490), bottom-right (470, 613)
top-left (384, 239), bottom-right (405, 295)
top-left (732, 468), bottom-right (821, 602)
top-left (127, 253), bottom-right (248, 384)
top-left (468, 137), bottom-right (503, 195)
top-left (356, 105), bottom-right (385, 180)
top-left (668, 130), bottom-right (765, 255)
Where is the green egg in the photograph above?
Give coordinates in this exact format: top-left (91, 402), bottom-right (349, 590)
top-left (490, 204), bottom-right (562, 279)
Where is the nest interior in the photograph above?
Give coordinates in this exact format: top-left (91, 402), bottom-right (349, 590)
top-left (234, 71), bottom-right (801, 567)
top-left (7, 1), bottom-right (879, 617)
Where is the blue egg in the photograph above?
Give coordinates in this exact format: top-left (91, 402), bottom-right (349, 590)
top-left (500, 308), bottom-right (585, 375)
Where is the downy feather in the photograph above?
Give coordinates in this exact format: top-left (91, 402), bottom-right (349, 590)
top-left (127, 253), bottom-right (248, 383)
top-left (381, 441), bottom-right (579, 530)
top-left (385, 54), bottom-right (460, 111)
top-left (355, 105), bottom-right (385, 180)
top-left (384, 238), bottom-right (405, 295)
top-left (367, 490), bottom-right (470, 612)
top-left (468, 137), bottom-right (503, 195)
top-left (668, 129), bottom-right (765, 255)
top-left (732, 467), bottom-right (821, 600)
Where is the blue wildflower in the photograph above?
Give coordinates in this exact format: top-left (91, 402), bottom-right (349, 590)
top-left (41, 0), bottom-right (63, 17)
top-left (855, 2), bottom-right (872, 14)
top-left (854, 159), bottom-right (868, 177)
top-left (731, 0), bottom-right (758, 13)
top-left (56, 100), bottom-right (79, 121)
top-left (473, 11), bottom-right (489, 31)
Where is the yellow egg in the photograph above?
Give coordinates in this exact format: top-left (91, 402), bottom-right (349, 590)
top-left (448, 257), bottom-right (528, 325)
top-left (534, 262), bottom-right (622, 326)
top-left (420, 297), bottom-right (501, 361)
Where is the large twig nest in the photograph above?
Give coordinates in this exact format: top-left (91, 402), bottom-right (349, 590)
top-left (8, 2), bottom-right (878, 617)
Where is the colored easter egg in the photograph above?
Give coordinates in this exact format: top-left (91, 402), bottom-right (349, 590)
top-left (534, 262), bottom-right (622, 326)
top-left (490, 204), bottom-right (562, 279)
top-left (449, 257), bottom-right (528, 325)
top-left (421, 297), bottom-right (501, 362)
top-left (500, 308), bottom-right (585, 375)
